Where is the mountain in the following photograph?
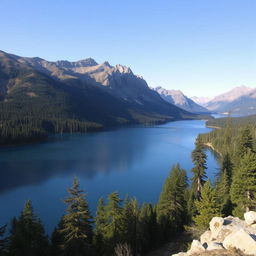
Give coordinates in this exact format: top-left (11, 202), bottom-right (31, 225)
top-left (153, 86), bottom-right (210, 113)
top-left (204, 86), bottom-right (256, 115)
top-left (191, 96), bottom-right (212, 106)
top-left (0, 50), bottom-right (198, 144)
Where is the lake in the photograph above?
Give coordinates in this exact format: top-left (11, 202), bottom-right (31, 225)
top-left (0, 120), bottom-right (219, 232)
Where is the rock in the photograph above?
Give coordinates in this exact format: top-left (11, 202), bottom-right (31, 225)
top-left (244, 211), bottom-right (256, 225)
top-left (187, 240), bottom-right (205, 255)
top-left (209, 217), bottom-right (225, 241)
top-left (210, 216), bottom-right (256, 243)
top-left (200, 230), bottom-right (212, 245)
top-left (223, 228), bottom-right (256, 255)
top-left (251, 224), bottom-right (256, 229)
top-left (207, 242), bottom-right (224, 250)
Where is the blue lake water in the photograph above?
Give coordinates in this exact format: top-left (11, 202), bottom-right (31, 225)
top-left (0, 120), bottom-right (219, 232)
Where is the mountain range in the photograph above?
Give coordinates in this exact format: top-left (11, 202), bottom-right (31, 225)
top-left (0, 50), bottom-right (199, 143)
top-left (201, 86), bottom-right (256, 115)
top-left (153, 87), bottom-right (209, 114)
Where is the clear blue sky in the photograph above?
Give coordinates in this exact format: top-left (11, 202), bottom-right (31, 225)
top-left (1, 0), bottom-right (255, 97)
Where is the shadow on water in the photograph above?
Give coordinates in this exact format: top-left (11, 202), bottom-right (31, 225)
top-left (0, 128), bottom-right (151, 193)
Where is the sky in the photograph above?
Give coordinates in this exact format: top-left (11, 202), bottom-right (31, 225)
top-left (0, 0), bottom-right (255, 97)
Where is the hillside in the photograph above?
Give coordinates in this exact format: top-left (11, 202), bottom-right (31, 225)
top-left (154, 87), bottom-right (210, 114)
top-left (0, 50), bottom-right (198, 144)
top-left (204, 86), bottom-right (256, 115)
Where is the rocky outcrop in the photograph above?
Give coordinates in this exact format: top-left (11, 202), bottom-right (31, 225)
top-left (172, 212), bottom-right (256, 256)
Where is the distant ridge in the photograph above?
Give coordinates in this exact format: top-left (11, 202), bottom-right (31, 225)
top-left (204, 86), bottom-right (256, 115)
top-left (153, 86), bottom-right (210, 114)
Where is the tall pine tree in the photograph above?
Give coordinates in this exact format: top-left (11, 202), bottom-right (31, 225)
top-left (0, 225), bottom-right (7, 255)
top-left (103, 192), bottom-right (124, 255)
top-left (215, 153), bottom-right (233, 216)
top-left (156, 164), bottom-right (188, 240)
top-left (231, 150), bottom-right (256, 217)
top-left (193, 181), bottom-right (221, 230)
top-left (8, 200), bottom-right (49, 256)
top-left (137, 204), bottom-right (157, 253)
top-left (94, 197), bottom-right (107, 256)
top-left (61, 177), bottom-right (93, 256)
top-left (191, 137), bottom-right (207, 200)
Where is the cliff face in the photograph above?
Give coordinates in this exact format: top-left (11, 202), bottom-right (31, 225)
top-left (173, 212), bottom-right (256, 256)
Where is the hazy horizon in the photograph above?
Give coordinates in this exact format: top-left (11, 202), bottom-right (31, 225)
top-left (1, 0), bottom-right (255, 97)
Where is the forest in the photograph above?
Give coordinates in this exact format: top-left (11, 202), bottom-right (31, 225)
top-left (0, 116), bottom-right (256, 256)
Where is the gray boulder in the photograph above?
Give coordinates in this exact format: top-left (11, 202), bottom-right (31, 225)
top-left (223, 228), bottom-right (256, 255)
top-left (245, 211), bottom-right (256, 225)
top-left (187, 240), bottom-right (205, 255)
top-left (200, 230), bottom-right (212, 245)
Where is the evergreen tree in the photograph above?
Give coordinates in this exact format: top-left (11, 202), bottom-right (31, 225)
top-left (215, 170), bottom-right (232, 216)
top-left (221, 153), bottom-right (233, 184)
top-left (231, 150), bottom-right (256, 217)
top-left (156, 164), bottom-right (188, 240)
top-left (104, 192), bottom-right (124, 252)
top-left (137, 204), bottom-right (157, 253)
top-left (235, 126), bottom-right (254, 160)
top-left (193, 181), bottom-right (221, 230)
top-left (61, 177), bottom-right (93, 256)
top-left (191, 138), bottom-right (207, 200)
top-left (51, 217), bottom-right (65, 256)
top-left (215, 153), bottom-right (233, 216)
top-left (8, 200), bottom-right (49, 256)
top-left (0, 225), bottom-right (7, 255)
top-left (94, 197), bottom-right (107, 256)
top-left (122, 197), bottom-right (139, 255)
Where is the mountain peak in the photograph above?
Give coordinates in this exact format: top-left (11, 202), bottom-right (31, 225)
top-left (115, 64), bottom-right (132, 74)
top-left (56, 58), bottom-right (98, 68)
top-left (154, 86), bottom-right (209, 113)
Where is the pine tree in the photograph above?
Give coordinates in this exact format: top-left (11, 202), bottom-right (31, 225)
top-left (216, 170), bottom-right (232, 216)
top-left (94, 197), bottom-right (107, 256)
top-left (221, 153), bottom-right (233, 184)
top-left (156, 164), bottom-right (188, 240)
top-left (193, 181), bottom-right (221, 230)
top-left (215, 153), bottom-right (233, 216)
top-left (8, 200), bottom-right (49, 256)
top-left (0, 225), bottom-right (7, 255)
top-left (231, 150), bottom-right (256, 217)
top-left (235, 126), bottom-right (254, 160)
top-left (137, 204), bottom-right (157, 253)
top-left (122, 197), bottom-right (139, 255)
top-left (191, 138), bottom-right (207, 200)
top-left (51, 217), bottom-right (65, 256)
top-left (61, 177), bottom-right (93, 256)
top-left (105, 192), bottom-right (124, 251)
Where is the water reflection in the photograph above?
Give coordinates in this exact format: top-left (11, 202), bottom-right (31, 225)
top-left (0, 128), bottom-right (151, 193)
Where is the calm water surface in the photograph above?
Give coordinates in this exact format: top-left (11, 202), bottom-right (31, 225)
top-left (0, 120), bottom-right (219, 232)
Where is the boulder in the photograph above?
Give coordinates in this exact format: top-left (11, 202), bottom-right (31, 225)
top-left (200, 230), bottom-right (212, 245)
top-left (210, 216), bottom-right (256, 243)
top-left (206, 242), bottom-right (224, 251)
top-left (245, 211), bottom-right (256, 225)
top-left (223, 228), bottom-right (256, 255)
top-left (187, 240), bottom-right (205, 255)
top-left (209, 217), bottom-right (224, 238)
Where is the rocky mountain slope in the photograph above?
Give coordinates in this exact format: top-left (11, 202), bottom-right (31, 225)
top-left (172, 212), bottom-right (256, 256)
top-left (0, 50), bottom-right (199, 143)
top-left (154, 87), bottom-right (210, 113)
top-left (204, 86), bottom-right (256, 116)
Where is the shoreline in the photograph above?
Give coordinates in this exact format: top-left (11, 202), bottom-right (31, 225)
top-left (203, 142), bottom-right (222, 157)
